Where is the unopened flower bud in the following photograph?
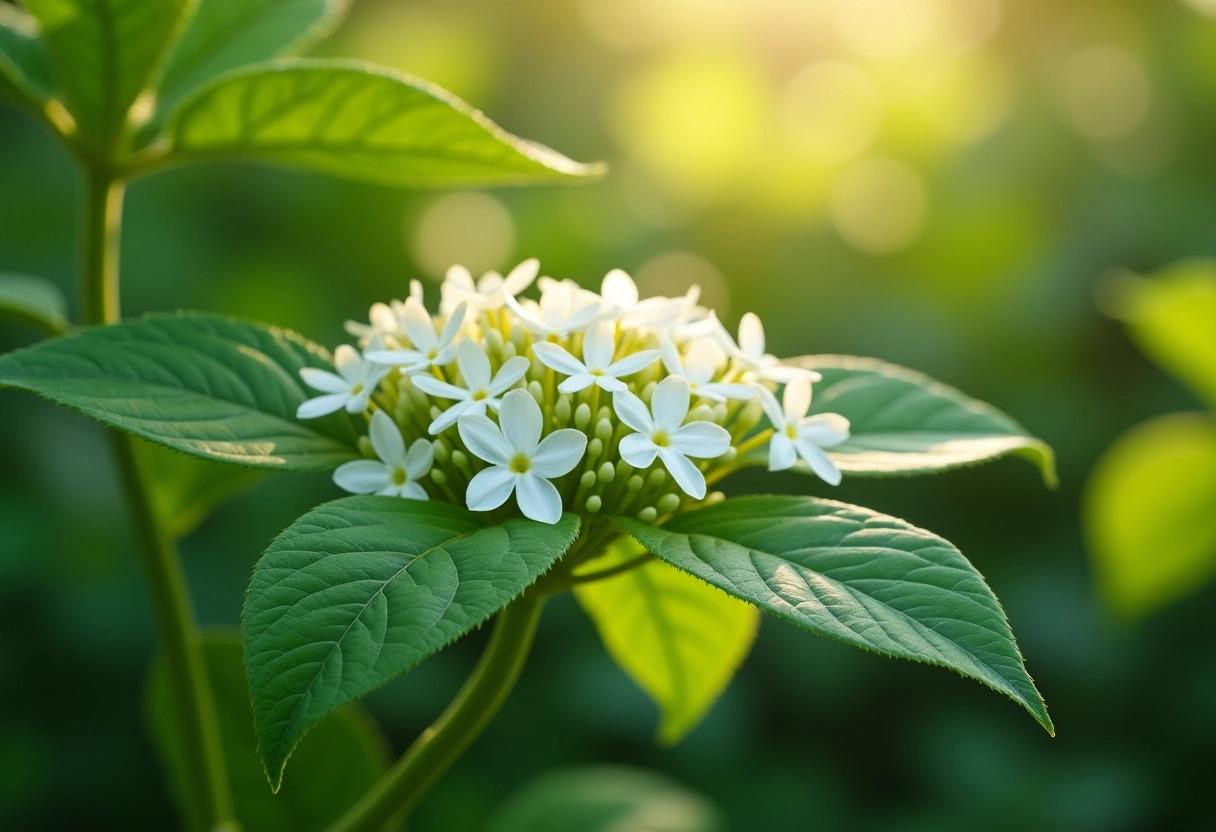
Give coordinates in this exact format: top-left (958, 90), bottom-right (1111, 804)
top-left (585, 495), bottom-right (602, 514)
top-left (574, 403), bottom-right (591, 429)
top-left (597, 462), bottom-right (615, 483)
top-left (657, 493), bottom-right (681, 513)
top-left (637, 506), bottom-right (658, 523)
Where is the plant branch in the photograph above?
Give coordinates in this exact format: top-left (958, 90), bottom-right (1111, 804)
top-left (566, 551), bottom-right (653, 585)
top-left (80, 168), bottom-right (236, 832)
top-left (326, 594), bottom-right (547, 832)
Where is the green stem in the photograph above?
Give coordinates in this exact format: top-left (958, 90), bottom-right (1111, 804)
top-left (327, 595), bottom-right (547, 832)
top-left (79, 168), bottom-right (236, 832)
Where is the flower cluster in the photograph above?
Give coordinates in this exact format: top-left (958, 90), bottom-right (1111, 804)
top-left (298, 259), bottom-right (851, 525)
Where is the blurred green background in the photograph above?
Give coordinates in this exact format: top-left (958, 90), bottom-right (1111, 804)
top-left (3, 0), bottom-right (1216, 828)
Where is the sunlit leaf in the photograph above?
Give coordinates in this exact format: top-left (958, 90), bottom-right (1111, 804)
top-left (738, 355), bottom-right (1056, 484)
top-left (1084, 413), bottom-right (1216, 618)
top-left (0, 272), bottom-right (68, 335)
top-left (0, 312), bottom-right (359, 469)
top-left (164, 59), bottom-right (605, 187)
top-left (157, 0), bottom-right (349, 115)
top-left (619, 495), bottom-right (1053, 734)
top-left (484, 766), bottom-right (726, 832)
top-left (23, 0), bottom-right (191, 140)
top-left (0, 4), bottom-right (58, 105)
top-left (574, 538), bottom-right (758, 744)
top-left (243, 497), bottom-right (579, 790)
top-left (147, 631), bottom-right (395, 832)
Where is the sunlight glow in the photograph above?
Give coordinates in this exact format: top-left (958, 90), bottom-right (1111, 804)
top-left (412, 193), bottom-right (515, 278)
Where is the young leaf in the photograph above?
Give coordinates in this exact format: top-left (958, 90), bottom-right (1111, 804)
top-left (23, 0), bottom-right (191, 141)
top-left (574, 538), bottom-right (759, 745)
top-left (156, 0), bottom-right (349, 116)
top-left (1084, 413), bottom-right (1216, 618)
top-left (741, 355), bottom-right (1056, 485)
top-left (163, 59), bottom-right (604, 187)
top-left (0, 312), bottom-right (359, 469)
top-left (243, 497), bottom-right (579, 790)
top-left (618, 495), bottom-right (1053, 735)
top-left (0, 272), bottom-right (68, 335)
top-left (147, 631), bottom-right (395, 832)
top-left (0, 4), bottom-right (58, 105)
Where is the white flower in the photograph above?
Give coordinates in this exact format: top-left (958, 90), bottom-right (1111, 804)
top-left (531, 322), bottom-right (659, 394)
top-left (712, 311), bottom-right (818, 384)
top-left (614, 376), bottom-right (731, 500)
top-left (333, 410), bottom-right (433, 499)
top-left (506, 277), bottom-right (602, 336)
top-left (297, 342), bottom-right (390, 419)
top-left (458, 389), bottom-right (588, 523)
top-left (441, 258), bottom-right (539, 314)
top-left (365, 299), bottom-right (467, 370)
top-left (659, 339), bottom-right (754, 402)
top-left (345, 281), bottom-right (425, 344)
top-left (756, 374), bottom-right (850, 485)
top-left (412, 338), bottom-right (531, 433)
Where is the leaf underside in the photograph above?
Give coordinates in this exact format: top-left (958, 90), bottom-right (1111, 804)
top-left (0, 272), bottom-right (69, 335)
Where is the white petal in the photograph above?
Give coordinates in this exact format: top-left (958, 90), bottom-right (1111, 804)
top-left (795, 439), bottom-right (843, 486)
top-left (429, 400), bottom-right (477, 434)
top-left (439, 302), bottom-right (468, 347)
top-left (798, 413), bottom-right (850, 448)
top-left (405, 438), bottom-right (435, 478)
top-left (683, 339), bottom-right (724, 384)
top-left (299, 368), bottom-right (348, 394)
top-left (738, 312), bottom-right (765, 360)
top-left (515, 473), bottom-right (564, 524)
top-left (498, 388), bottom-right (543, 453)
top-left (768, 432), bottom-right (797, 471)
top-left (333, 460), bottom-right (391, 494)
top-left (658, 447), bottom-right (706, 500)
top-left (783, 374), bottom-right (813, 421)
top-left (369, 410), bottom-right (406, 465)
top-left (659, 339), bottom-right (684, 376)
top-left (297, 393), bottom-right (349, 419)
top-left (758, 363), bottom-right (820, 384)
top-left (409, 279), bottom-right (425, 304)
top-left (445, 264), bottom-right (475, 291)
top-left (466, 466), bottom-right (517, 511)
top-left (402, 481), bottom-right (430, 501)
top-left (601, 268), bottom-right (638, 309)
top-left (455, 338), bottom-right (492, 390)
top-left (531, 429), bottom-right (588, 477)
top-left (504, 258), bottom-right (540, 294)
top-left (332, 344), bottom-right (362, 376)
top-left (700, 382), bottom-right (755, 401)
top-left (605, 349), bottom-right (660, 378)
top-left (412, 375), bottom-right (470, 401)
top-left (532, 341), bottom-right (587, 376)
top-left (345, 388), bottom-right (373, 413)
top-left (457, 412), bottom-right (512, 465)
top-left (595, 376), bottom-right (626, 392)
top-left (650, 376), bottom-right (691, 431)
top-left (670, 422), bottom-right (731, 458)
top-left (558, 374), bottom-right (596, 394)
top-left (488, 356), bottom-right (531, 395)
top-left (582, 322), bottom-right (616, 370)
top-left (400, 297), bottom-right (437, 350)
top-left (612, 390), bottom-right (654, 433)
top-left (364, 348), bottom-right (426, 367)
top-left (754, 384), bottom-right (785, 428)
top-left (618, 433), bottom-right (659, 468)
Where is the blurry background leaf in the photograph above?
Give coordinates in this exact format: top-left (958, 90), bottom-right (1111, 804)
top-left (140, 441), bottom-right (266, 540)
top-left (0, 272), bottom-right (68, 335)
top-left (1106, 261), bottom-right (1216, 411)
top-left (156, 0), bottom-right (350, 118)
top-left (164, 60), bottom-right (604, 187)
top-left (22, 0), bottom-right (190, 140)
top-left (483, 766), bottom-right (726, 832)
top-left (0, 4), bottom-right (57, 105)
top-left (1084, 413), bottom-right (1216, 619)
top-left (146, 631), bottom-right (394, 832)
top-left (574, 538), bottom-right (759, 745)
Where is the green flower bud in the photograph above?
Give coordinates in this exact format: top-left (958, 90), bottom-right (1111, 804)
top-left (597, 462), bottom-right (615, 483)
top-left (585, 495), bottom-right (602, 514)
top-left (574, 403), bottom-right (592, 429)
top-left (637, 506), bottom-right (658, 523)
top-left (657, 493), bottom-right (681, 513)
top-left (580, 470), bottom-right (597, 489)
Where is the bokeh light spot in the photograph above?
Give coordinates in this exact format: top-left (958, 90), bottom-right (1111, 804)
top-left (779, 61), bottom-right (882, 164)
top-left (830, 158), bottom-right (929, 255)
top-left (635, 251), bottom-right (730, 314)
top-left (412, 193), bottom-right (515, 278)
top-left (833, 0), bottom-right (938, 60)
top-left (1062, 46), bottom-right (1152, 140)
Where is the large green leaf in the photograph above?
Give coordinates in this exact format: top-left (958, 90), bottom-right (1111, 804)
top-left (619, 495), bottom-right (1053, 734)
top-left (23, 0), bottom-right (191, 140)
top-left (1111, 261), bottom-right (1216, 411)
top-left (147, 631), bottom-right (395, 832)
top-left (484, 767), bottom-right (726, 832)
top-left (0, 4), bottom-right (58, 105)
top-left (574, 538), bottom-right (759, 744)
top-left (0, 312), bottom-right (359, 469)
top-left (157, 0), bottom-right (348, 115)
top-left (243, 497), bottom-right (580, 790)
top-left (0, 272), bottom-right (68, 335)
top-left (1084, 413), bottom-right (1216, 618)
top-left (741, 355), bottom-right (1056, 484)
top-left (164, 59), bottom-right (604, 187)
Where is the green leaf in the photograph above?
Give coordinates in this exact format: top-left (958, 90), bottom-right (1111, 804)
top-left (741, 355), bottom-right (1056, 485)
top-left (0, 312), bottom-right (359, 469)
top-left (1108, 260), bottom-right (1216, 411)
top-left (23, 0), bottom-right (191, 140)
top-left (157, 0), bottom-right (349, 115)
top-left (1084, 413), bottom-right (1216, 618)
top-left (0, 5), bottom-right (58, 105)
top-left (147, 631), bottom-right (395, 832)
top-left (243, 497), bottom-right (579, 790)
top-left (0, 272), bottom-right (68, 335)
top-left (484, 766), bottom-right (726, 832)
top-left (164, 59), bottom-right (605, 187)
top-left (142, 441), bottom-right (266, 539)
top-left (574, 538), bottom-right (758, 744)
top-left (619, 495), bottom-right (1053, 734)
